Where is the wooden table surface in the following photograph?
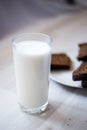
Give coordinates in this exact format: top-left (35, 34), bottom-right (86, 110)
top-left (0, 1), bottom-right (87, 129)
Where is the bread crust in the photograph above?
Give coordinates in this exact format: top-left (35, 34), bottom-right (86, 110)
top-left (77, 43), bottom-right (87, 61)
top-left (81, 80), bottom-right (87, 88)
top-left (73, 61), bottom-right (87, 81)
top-left (51, 53), bottom-right (71, 70)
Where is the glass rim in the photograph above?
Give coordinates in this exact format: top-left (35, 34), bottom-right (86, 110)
top-left (12, 33), bottom-right (52, 46)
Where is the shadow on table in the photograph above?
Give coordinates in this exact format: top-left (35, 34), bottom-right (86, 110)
top-left (58, 83), bottom-right (87, 97)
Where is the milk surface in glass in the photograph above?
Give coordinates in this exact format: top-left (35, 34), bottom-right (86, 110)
top-left (13, 40), bottom-right (51, 109)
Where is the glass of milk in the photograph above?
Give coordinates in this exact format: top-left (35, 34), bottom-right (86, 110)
top-left (12, 33), bottom-right (52, 114)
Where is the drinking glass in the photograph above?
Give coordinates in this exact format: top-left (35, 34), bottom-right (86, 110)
top-left (12, 33), bottom-right (52, 114)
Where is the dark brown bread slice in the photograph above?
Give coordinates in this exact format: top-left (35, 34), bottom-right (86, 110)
top-left (73, 61), bottom-right (87, 81)
top-left (51, 53), bottom-right (71, 70)
top-left (77, 43), bottom-right (87, 61)
top-left (81, 80), bottom-right (87, 88)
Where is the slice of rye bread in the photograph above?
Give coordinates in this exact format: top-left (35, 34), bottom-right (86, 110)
top-left (81, 80), bottom-right (87, 88)
top-left (51, 53), bottom-right (71, 70)
top-left (77, 43), bottom-right (87, 61)
top-left (73, 61), bottom-right (87, 81)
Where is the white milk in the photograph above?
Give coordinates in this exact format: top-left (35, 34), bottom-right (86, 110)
top-left (13, 41), bottom-right (51, 108)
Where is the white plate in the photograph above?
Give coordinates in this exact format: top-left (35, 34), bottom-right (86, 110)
top-left (50, 51), bottom-right (82, 88)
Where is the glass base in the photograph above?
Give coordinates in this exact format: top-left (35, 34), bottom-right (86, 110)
top-left (19, 101), bottom-right (48, 114)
